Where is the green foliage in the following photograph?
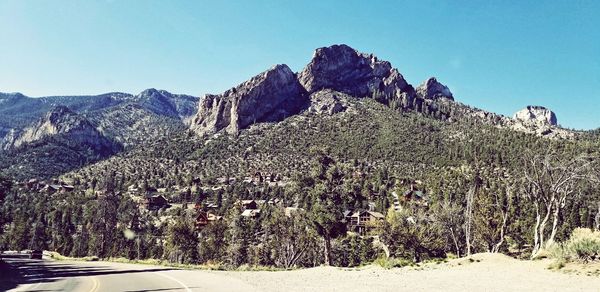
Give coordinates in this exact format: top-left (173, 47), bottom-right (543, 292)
top-left (373, 256), bottom-right (413, 269)
top-left (551, 228), bottom-right (600, 264)
top-left (331, 234), bottom-right (378, 267)
top-left (1, 93), bottom-right (599, 269)
top-left (381, 209), bottom-right (446, 262)
top-left (165, 215), bottom-right (199, 264)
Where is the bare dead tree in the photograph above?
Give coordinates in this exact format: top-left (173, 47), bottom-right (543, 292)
top-left (464, 185), bottom-right (475, 256)
top-left (594, 202), bottom-right (600, 232)
top-left (492, 185), bottom-right (513, 253)
top-left (522, 151), bottom-right (595, 258)
top-left (434, 201), bottom-right (463, 257)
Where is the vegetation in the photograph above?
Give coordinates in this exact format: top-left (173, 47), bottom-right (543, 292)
top-left (551, 228), bottom-right (600, 265)
top-left (1, 96), bottom-right (599, 270)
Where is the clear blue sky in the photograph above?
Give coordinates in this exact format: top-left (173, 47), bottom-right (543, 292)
top-left (1, 0), bottom-right (598, 129)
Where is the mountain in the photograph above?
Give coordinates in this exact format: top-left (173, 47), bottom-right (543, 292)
top-left (191, 64), bottom-right (307, 136)
top-left (0, 106), bottom-right (119, 179)
top-left (0, 89), bottom-right (198, 145)
top-left (2, 44), bottom-right (599, 271)
top-left (189, 44), bottom-right (573, 140)
top-left (2, 105), bottom-right (113, 150)
top-left (0, 89), bottom-right (199, 179)
top-left (0, 44), bottom-right (591, 180)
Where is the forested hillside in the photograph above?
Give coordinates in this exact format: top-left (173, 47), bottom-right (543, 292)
top-left (0, 44), bottom-right (598, 269)
top-left (1, 90), bottom-right (598, 268)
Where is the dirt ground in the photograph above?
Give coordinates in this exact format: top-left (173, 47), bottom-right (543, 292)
top-left (219, 253), bottom-right (600, 292)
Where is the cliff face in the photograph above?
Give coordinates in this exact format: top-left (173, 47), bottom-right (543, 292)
top-left (191, 64), bottom-right (307, 136)
top-left (298, 44), bottom-right (416, 107)
top-left (3, 106), bottom-right (115, 152)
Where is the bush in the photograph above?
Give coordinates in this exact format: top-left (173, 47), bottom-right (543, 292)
top-left (373, 256), bottom-right (413, 269)
top-left (380, 210), bottom-right (446, 262)
top-left (551, 228), bottom-right (600, 264)
top-left (331, 235), bottom-right (378, 267)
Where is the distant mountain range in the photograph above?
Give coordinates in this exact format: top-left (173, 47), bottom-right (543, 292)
top-left (0, 44), bottom-right (595, 179)
top-left (0, 89), bottom-right (198, 178)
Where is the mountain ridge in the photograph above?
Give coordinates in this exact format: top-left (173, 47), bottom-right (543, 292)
top-left (0, 44), bottom-right (593, 180)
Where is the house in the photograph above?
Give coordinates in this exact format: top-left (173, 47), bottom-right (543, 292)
top-left (344, 210), bottom-right (385, 235)
top-left (239, 200), bottom-right (258, 210)
top-left (41, 184), bottom-right (61, 194)
top-left (238, 199), bottom-right (266, 210)
top-left (61, 185), bottom-right (75, 193)
top-left (241, 209), bottom-right (261, 218)
top-left (402, 187), bottom-right (428, 206)
top-left (142, 195), bottom-right (170, 211)
top-left (205, 202), bottom-right (220, 210)
top-left (196, 210), bottom-right (209, 228)
top-left (195, 210), bottom-right (223, 229)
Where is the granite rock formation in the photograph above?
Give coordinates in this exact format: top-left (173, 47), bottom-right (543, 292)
top-left (191, 64), bottom-right (307, 136)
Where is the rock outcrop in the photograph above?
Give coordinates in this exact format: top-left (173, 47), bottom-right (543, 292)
top-left (4, 105), bottom-right (115, 151)
top-left (307, 90), bottom-right (350, 115)
top-left (191, 64), bottom-right (307, 136)
top-left (298, 44), bottom-right (416, 107)
top-left (513, 106), bottom-right (557, 126)
top-left (416, 77), bottom-right (453, 100)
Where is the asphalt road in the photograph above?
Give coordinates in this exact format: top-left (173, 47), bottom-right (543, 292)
top-left (1, 256), bottom-right (260, 292)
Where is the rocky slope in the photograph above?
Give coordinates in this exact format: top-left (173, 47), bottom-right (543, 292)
top-left (2, 105), bottom-right (114, 150)
top-left (191, 64), bottom-right (307, 136)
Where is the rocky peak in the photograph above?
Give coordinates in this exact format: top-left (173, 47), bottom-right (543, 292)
top-left (298, 45), bottom-right (415, 106)
top-left (513, 105), bottom-right (557, 126)
top-left (191, 64), bottom-right (307, 136)
top-left (416, 77), bottom-right (454, 100)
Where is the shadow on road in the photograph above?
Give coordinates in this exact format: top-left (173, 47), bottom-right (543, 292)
top-left (1, 254), bottom-right (175, 291)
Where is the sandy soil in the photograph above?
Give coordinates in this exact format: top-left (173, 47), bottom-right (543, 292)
top-left (218, 253), bottom-right (600, 292)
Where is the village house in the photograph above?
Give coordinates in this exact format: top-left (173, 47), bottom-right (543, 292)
top-left (39, 182), bottom-right (75, 194)
top-left (237, 199), bottom-right (268, 210)
top-left (142, 195), bottom-right (170, 211)
top-left (241, 209), bottom-right (261, 218)
top-left (402, 186), bottom-right (428, 206)
top-left (344, 210), bottom-right (385, 235)
top-left (195, 210), bottom-right (223, 229)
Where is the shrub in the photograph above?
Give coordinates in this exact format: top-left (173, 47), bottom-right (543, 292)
top-left (373, 256), bottom-right (413, 269)
top-left (331, 235), bottom-right (378, 267)
top-left (550, 228), bottom-right (600, 264)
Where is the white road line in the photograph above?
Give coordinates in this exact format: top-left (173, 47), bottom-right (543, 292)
top-left (88, 276), bottom-right (100, 292)
top-left (156, 271), bottom-right (192, 292)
